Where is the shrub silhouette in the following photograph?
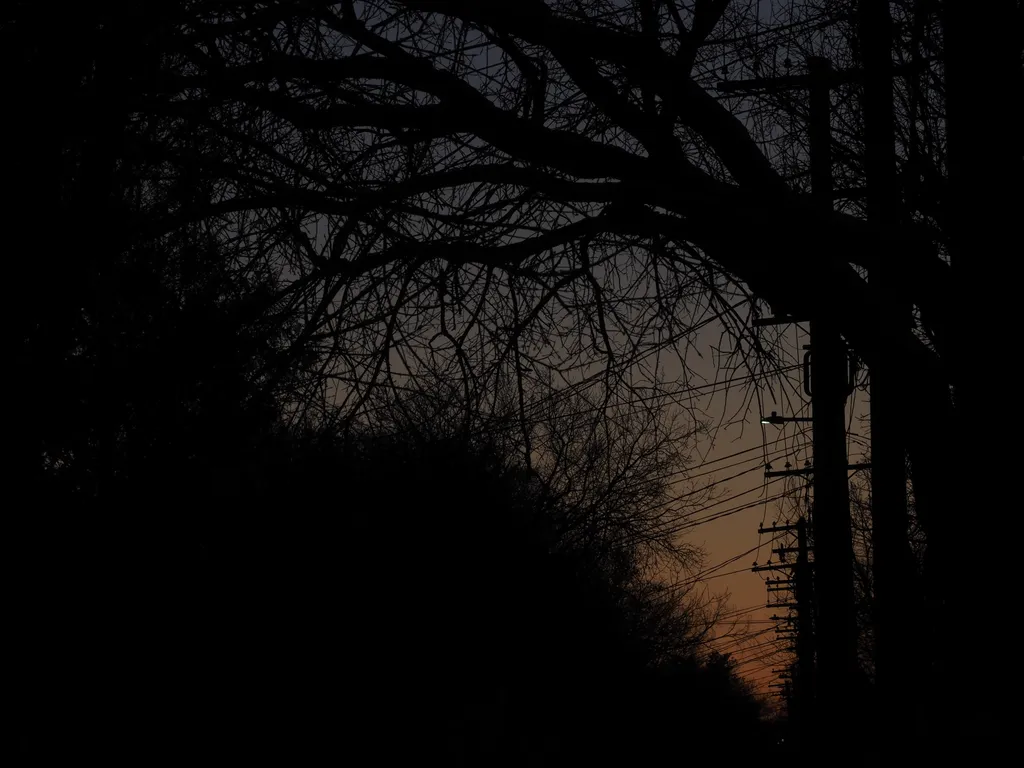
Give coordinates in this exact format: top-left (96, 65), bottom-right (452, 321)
top-left (23, 429), bottom-right (765, 763)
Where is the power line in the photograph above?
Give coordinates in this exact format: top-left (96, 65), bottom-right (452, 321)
top-left (684, 536), bottom-right (783, 585)
top-left (718, 604), bottom-right (769, 620)
top-left (713, 628), bottom-right (779, 651)
top-left (699, 564), bottom-right (763, 582)
top-left (512, 363), bottom-right (805, 429)
top-left (672, 474), bottom-right (787, 514)
top-left (732, 646), bottom-right (793, 667)
top-left (675, 491), bottom-right (790, 532)
top-left (685, 437), bottom-right (811, 481)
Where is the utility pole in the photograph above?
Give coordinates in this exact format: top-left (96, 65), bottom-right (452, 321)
top-left (724, 57), bottom-right (860, 759)
top-left (806, 56), bottom-right (859, 747)
top-left (757, 516), bottom-right (815, 749)
top-left (857, 0), bottom-right (917, 754)
top-left (940, 3), bottom-right (1020, 758)
top-left (793, 517), bottom-right (815, 727)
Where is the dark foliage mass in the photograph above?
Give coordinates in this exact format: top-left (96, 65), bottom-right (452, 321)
top-left (18, 429), bottom-right (767, 763)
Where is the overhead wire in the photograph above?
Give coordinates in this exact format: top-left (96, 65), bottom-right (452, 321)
top-left (684, 440), bottom-right (804, 480)
top-left (509, 363), bottom-right (805, 431)
top-left (675, 491), bottom-right (788, 532)
top-left (718, 604), bottom-right (768, 620)
top-left (683, 536), bottom-right (783, 586)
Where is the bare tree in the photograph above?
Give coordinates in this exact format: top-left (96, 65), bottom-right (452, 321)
top-left (54, 2), bottom-right (902, 416)
top-left (358, 370), bottom-right (726, 638)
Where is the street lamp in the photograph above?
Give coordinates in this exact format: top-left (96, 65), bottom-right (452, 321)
top-left (760, 411), bottom-right (813, 425)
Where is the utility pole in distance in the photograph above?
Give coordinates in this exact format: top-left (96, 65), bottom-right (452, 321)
top-left (793, 516), bottom-right (815, 730)
top-left (757, 516), bottom-right (816, 747)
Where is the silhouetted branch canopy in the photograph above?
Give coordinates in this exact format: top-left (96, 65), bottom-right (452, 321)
top-left (38, 0), bottom-right (959, 429)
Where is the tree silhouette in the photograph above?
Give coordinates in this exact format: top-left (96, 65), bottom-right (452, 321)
top-left (18, 418), bottom-right (768, 762)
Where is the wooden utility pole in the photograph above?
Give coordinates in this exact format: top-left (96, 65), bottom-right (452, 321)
top-left (857, 0), bottom-right (917, 753)
top-left (806, 55), bottom-right (858, 747)
top-left (940, 1), bottom-right (1020, 758)
top-left (724, 57), bottom-right (860, 758)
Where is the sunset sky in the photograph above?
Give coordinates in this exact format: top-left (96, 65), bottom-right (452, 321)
top-left (672, 316), bottom-right (871, 695)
